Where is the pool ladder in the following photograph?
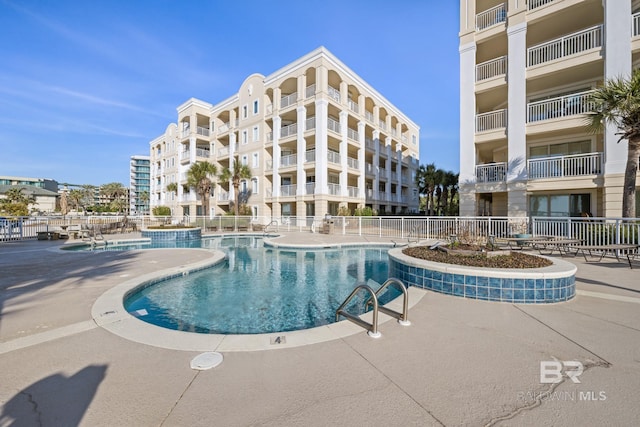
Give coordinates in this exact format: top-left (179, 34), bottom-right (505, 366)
top-left (335, 278), bottom-right (410, 338)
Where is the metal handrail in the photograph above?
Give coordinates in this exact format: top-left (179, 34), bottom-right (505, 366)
top-left (335, 284), bottom-right (381, 338)
top-left (263, 220), bottom-right (278, 236)
top-left (365, 278), bottom-right (411, 326)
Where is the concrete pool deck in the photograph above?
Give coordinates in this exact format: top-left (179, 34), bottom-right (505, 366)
top-left (1, 232), bottom-right (639, 426)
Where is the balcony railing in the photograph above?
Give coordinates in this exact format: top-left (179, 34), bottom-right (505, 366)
top-left (365, 137), bottom-right (376, 150)
top-left (528, 0), bottom-right (556, 10)
top-left (347, 127), bottom-right (359, 141)
top-left (267, 131), bottom-right (273, 142)
top-left (327, 117), bottom-right (341, 133)
top-left (379, 120), bottom-right (387, 131)
top-left (328, 85), bottom-right (341, 103)
top-left (280, 184), bottom-right (296, 197)
top-left (347, 157), bottom-right (359, 169)
top-left (476, 162), bottom-right (507, 183)
top-left (328, 183), bottom-right (341, 195)
top-left (476, 56), bottom-right (507, 81)
top-left (305, 84), bottom-right (316, 98)
top-left (348, 99), bottom-right (358, 113)
top-left (196, 126), bottom-right (210, 137)
top-left (305, 182), bottom-right (315, 194)
top-left (633, 12), bottom-right (640, 37)
top-left (527, 90), bottom-right (594, 123)
top-left (180, 151), bottom-right (190, 160)
top-left (366, 163), bottom-right (374, 174)
top-left (475, 109), bottom-right (507, 132)
top-left (327, 150), bottom-right (341, 164)
top-left (280, 153), bottom-right (297, 167)
top-left (218, 146), bottom-right (229, 157)
top-left (305, 116), bottom-right (316, 131)
top-left (305, 149), bottom-right (316, 162)
top-left (365, 111), bottom-right (374, 123)
top-left (218, 122), bottom-right (230, 133)
top-left (280, 122), bottom-right (298, 138)
top-left (218, 191), bottom-right (229, 202)
top-left (528, 152), bottom-right (603, 180)
top-left (181, 128), bottom-right (189, 138)
top-left (476, 3), bottom-right (506, 31)
top-left (347, 186), bottom-right (358, 197)
top-left (280, 92), bottom-right (297, 109)
top-left (527, 25), bottom-right (602, 67)
top-left (195, 148), bottom-right (210, 158)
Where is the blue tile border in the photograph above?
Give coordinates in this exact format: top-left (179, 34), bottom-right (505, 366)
top-left (388, 248), bottom-right (576, 304)
top-left (142, 228), bottom-right (202, 241)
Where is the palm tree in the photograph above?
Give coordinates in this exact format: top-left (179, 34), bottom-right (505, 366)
top-left (587, 70), bottom-right (640, 218)
top-left (100, 182), bottom-right (127, 214)
top-left (219, 158), bottom-right (252, 216)
top-left (0, 187), bottom-right (34, 216)
top-left (138, 190), bottom-right (150, 214)
top-left (186, 161), bottom-right (217, 217)
top-left (68, 189), bottom-right (84, 212)
top-left (415, 163), bottom-right (437, 215)
top-left (166, 182), bottom-right (178, 194)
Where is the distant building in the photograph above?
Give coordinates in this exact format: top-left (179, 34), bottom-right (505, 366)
top-left (459, 0), bottom-right (639, 217)
top-left (149, 47), bottom-right (420, 219)
top-left (0, 184), bottom-right (59, 213)
top-left (0, 176), bottom-right (58, 192)
top-left (130, 155), bottom-right (150, 214)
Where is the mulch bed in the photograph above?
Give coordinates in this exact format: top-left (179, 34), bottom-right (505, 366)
top-left (402, 245), bottom-right (553, 269)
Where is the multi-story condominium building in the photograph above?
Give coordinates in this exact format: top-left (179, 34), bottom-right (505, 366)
top-left (150, 47), bottom-right (420, 219)
top-left (459, 0), bottom-right (640, 218)
top-left (129, 155), bottom-right (150, 214)
top-left (0, 176), bottom-right (58, 192)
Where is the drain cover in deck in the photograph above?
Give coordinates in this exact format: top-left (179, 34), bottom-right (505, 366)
top-left (190, 352), bottom-right (223, 370)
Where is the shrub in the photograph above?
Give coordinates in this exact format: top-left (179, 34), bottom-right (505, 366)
top-left (152, 206), bottom-right (171, 216)
top-left (354, 206), bottom-right (377, 216)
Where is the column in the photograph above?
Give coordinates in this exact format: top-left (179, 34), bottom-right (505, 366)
top-left (339, 110), bottom-right (348, 197)
top-left (296, 106), bottom-right (307, 196)
top-left (357, 121), bottom-right (366, 198)
top-left (459, 41), bottom-right (477, 216)
top-left (603, 0), bottom-right (632, 216)
top-left (385, 137), bottom-right (392, 205)
top-left (273, 116), bottom-right (281, 197)
top-left (315, 99), bottom-right (329, 195)
top-left (373, 130), bottom-right (380, 202)
top-left (396, 144), bottom-right (403, 202)
top-left (506, 21), bottom-right (527, 217)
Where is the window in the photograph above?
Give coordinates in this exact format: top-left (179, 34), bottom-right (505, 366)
top-left (252, 152), bottom-right (259, 168)
top-left (242, 105), bottom-right (248, 119)
top-left (252, 126), bottom-right (259, 142)
top-left (529, 193), bottom-right (591, 217)
top-left (253, 100), bottom-right (259, 115)
top-left (241, 180), bottom-right (248, 192)
top-left (529, 141), bottom-right (591, 158)
top-left (412, 135), bottom-right (417, 145)
top-left (252, 177), bottom-right (258, 194)
top-left (241, 155), bottom-right (248, 166)
top-left (242, 130), bottom-right (248, 145)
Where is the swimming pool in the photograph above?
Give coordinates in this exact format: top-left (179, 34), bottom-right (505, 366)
top-left (116, 236), bottom-right (397, 334)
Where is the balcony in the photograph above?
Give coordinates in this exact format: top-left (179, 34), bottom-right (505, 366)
top-left (527, 25), bottom-right (602, 67)
top-left (527, 152), bottom-right (603, 180)
top-left (328, 86), bottom-right (340, 103)
top-left (280, 184), bottom-right (296, 197)
top-left (280, 92), bottom-right (297, 109)
top-left (528, 0), bottom-right (555, 10)
top-left (348, 99), bottom-right (358, 113)
top-left (218, 122), bottom-right (230, 134)
top-left (305, 182), bottom-right (315, 194)
top-left (476, 163), bottom-right (507, 183)
top-left (365, 137), bottom-right (376, 150)
top-left (327, 150), bottom-right (341, 165)
top-left (347, 127), bottom-right (359, 141)
top-left (305, 149), bottom-right (316, 162)
top-left (527, 90), bottom-right (594, 123)
top-left (328, 183), bottom-right (341, 195)
top-left (195, 148), bottom-right (210, 159)
top-left (218, 146), bottom-right (230, 157)
top-left (305, 84), bottom-right (316, 98)
top-left (634, 12), bottom-right (640, 37)
top-left (476, 56), bottom-right (507, 82)
top-left (327, 117), bottom-right (341, 133)
top-left (305, 116), bottom-right (316, 131)
top-left (218, 191), bottom-right (229, 202)
top-left (475, 109), bottom-right (507, 132)
top-left (196, 126), bottom-right (210, 137)
top-left (365, 111), bottom-right (374, 123)
top-left (280, 122), bottom-right (298, 139)
top-left (476, 3), bottom-right (506, 31)
top-left (180, 151), bottom-right (190, 163)
top-left (347, 186), bottom-right (358, 197)
top-left (347, 157), bottom-right (359, 169)
top-left (280, 153), bottom-right (297, 168)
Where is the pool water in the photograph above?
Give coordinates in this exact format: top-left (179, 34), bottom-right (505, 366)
top-left (121, 236), bottom-right (397, 334)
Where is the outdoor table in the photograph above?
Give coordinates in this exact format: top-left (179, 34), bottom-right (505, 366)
top-left (530, 239), bottom-right (583, 256)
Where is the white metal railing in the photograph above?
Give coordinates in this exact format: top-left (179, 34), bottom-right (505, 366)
top-left (391, 128), bottom-right (397, 137)
top-left (235, 119), bottom-right (239, 127)
top-left (365, 111), bottom-right (374, 123)
top-left (218, 123), bottom-right (230, 133)
top-left (305, 182), bottom-right (315, 194)
top-left (365, 137), bottom-right (376, 150)
top-left (280, 122), bottom-right (298, 138)
top-left (218, 191), bottom-right (229, 201)
top-left (305, 116), bottom-right (316, 131)
top-left (379, 120), bottom-right (387, 131)
top-left (305, 84), bottom-right (316, 98)
top-left (196, 126), bottom-right (210, 137)
top-left (476, 55), bottom-right (507, 81)
top-left (327, 150), bottom-right (341, 164)
top-left (218, 146), bottom-right (229, 157)
top-left (347, 186), bottom-right (358, 197)
top-left (327, 117), bottom-right (341, 133)
top-left (267, 131), bottom-right (273, 142)
top-left (180, 151), bottom-right (190, 160)
top-left (280, 92), bottom-right (298, 109)
top-left (181, 129), bottom-right (189, 138)
top-left (476, 162), bottom-right (507, 183)
top-left (476, 3), bottom-right (506, 31)
top-left (366, 163), bottom-right (375, 174)
top-left (328, 183), bottom-right (341, 195)
top-left (347, 127), bottom-right (359, 141)
top-left (280, 153), bottom-right (297, 167)
top-left (527, 25), bottom-right (602, 67)
top-left (528, 0), bottom-right (555, 10)
top-left (528, 152), bottom-right (603, 179)
top-left (280, 184), bottom-right (296, 196)
top-left (475, 109), bottom-right (507, 132)
top-left (348, 99), bottom-right (358, 113)
top-left (305, 149), bottom-right (316, 162)
top-left (265, 159), bottom-right (273, 169)
top-left (347, 157), bottom-right (359, 169)
top-left (195, 148), bottom-right (210, 158)
top-left (328, 86), bottom-right (341, 103)
top-left (633, 12), bottom-right (640, 37)
top-left (527, 90), bottom-right (594, 123)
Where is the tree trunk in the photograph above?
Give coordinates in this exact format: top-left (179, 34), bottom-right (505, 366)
top-left (622, 138), bottom-right (640, 218)
top-left (233, 182), bottom-right (240, 216)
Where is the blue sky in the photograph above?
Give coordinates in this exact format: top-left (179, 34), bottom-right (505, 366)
top-left (0, 0), bottom-right (460, 186)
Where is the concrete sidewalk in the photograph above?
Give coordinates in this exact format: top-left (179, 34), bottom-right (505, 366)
top-left (0, 233), bottom-right (639, 426)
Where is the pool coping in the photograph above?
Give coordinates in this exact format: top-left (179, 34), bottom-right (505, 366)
top-left (91, 245), bottom-right (426, 352)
